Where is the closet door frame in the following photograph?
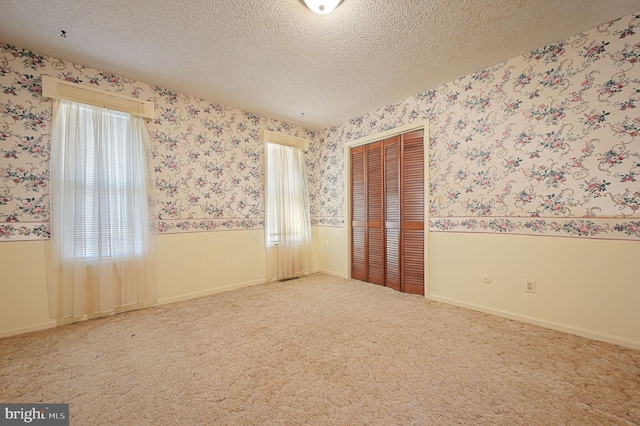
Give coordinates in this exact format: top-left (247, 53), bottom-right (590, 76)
top-left (344, 120), bottom-right (430, 298)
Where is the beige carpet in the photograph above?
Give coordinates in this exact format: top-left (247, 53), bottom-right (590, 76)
top-left (1, 273), bottom-right (639, 425)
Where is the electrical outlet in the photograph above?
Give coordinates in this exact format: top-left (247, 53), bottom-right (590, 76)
top-left (525, 279), bottom-right (535, 293)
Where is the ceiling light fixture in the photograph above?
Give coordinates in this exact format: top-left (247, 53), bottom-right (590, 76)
top-left (303, 0), bottom-right (341, 14)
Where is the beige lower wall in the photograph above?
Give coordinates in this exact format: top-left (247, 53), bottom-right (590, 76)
top-left (428, 232), bottom-right (640, 349)
top-left (315, 226), bottom-right (639, 348)
top-left (312, 226), bottom-right (348, 277)
top-left (156, 230), bottom-right (267, 303)
top-left (0, 239), bottom-right (51, 337)
top-left (0, 230), bottom-right (269, 337)
top-left (0, 227), bottom-right (335, 338)
top-left (3, 228), bottom-right (638, 349)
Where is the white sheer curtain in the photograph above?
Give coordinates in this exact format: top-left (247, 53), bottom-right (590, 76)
top-left (49, 100), bottom-right (157, 320)
top-left (265, 142), bottom-right (312, 281)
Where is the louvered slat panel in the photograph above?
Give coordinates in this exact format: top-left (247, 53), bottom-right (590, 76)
top-left (351, 227), bottom-right (366, 280)
top-left (351, 147), bottom-right (366, 222)
top-left (402, 134), bottom-right (424, 223)
top-left (368, 227), bottom-right (384, 284)
top-left (385, 228), bottom-right (400, 291)
top-left (402, 229), bottom-right (424, 295)
top-left (367, 143), bottom-right (383, 222)
top-left (384, 137), bottom-right (399, 222)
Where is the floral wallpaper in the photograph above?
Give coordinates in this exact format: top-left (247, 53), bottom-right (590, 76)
top-left (2, 12), bottom-right (639, 242)
top-left (0, 44), bottom-right (318, 241)
top-left (312, 12), bottom-right (640, 240)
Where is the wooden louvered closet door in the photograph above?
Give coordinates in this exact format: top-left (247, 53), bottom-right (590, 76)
top-left (384, 136), bottom-right (401, 291)
top-left (366, 142), bottom-right (384, 285)
top-left (350, 129), bottom-right (425, 295)
top-left (350, 143), bottom-right (385, 285)
top-left (350, 145), bottom-right (367, 281)
top-left (401, 130), bottom-right (425, 295)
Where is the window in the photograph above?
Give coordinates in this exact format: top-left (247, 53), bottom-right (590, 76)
top-left (46, 79), bottom-right (156, 320)
top-left (265, 143), bottom-right (306, 245)
top-left (264, 142), bottom-right (311, 247)
top-left (51, 100), bottom-right (150, 260)
top-left (261, 130), bottom-right (312, 281)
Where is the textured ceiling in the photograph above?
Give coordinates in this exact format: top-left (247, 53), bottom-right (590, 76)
top-left (1, 0), bottom-right (640, 130)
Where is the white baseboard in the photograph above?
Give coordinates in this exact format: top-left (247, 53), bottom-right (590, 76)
top-left (317, 269), bottom-right (348, 279)
top-left (0, 320), bottom-right (60, 339)
top-left (429, 294), bottom-right (640, 350)
top-left (0, 279), bottom-right (268, 339)
top-left (157, 278), bottom-right (266, 306)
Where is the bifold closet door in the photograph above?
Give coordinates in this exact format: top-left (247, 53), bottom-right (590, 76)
top-left (401, 130), bottom-right (425, 295)
top-left (384, 136), bottom-right (401, 291)
top-left (350, 143), bottom-right (384, 285)
top-left (350, 129), bottom-right (425, 295)
top-left (350, 145), bottom-right (367, 281)
top-left (366, 142), bottom-right (384, 285)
